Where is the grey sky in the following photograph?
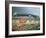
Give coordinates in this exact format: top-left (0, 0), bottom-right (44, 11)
top-left (12, 7), bottom-right (40, 16)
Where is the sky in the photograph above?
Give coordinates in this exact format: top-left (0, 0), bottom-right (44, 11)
top-left (12, 7), bottom-right (40, 16)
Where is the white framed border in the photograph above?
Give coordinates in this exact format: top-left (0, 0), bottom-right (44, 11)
top-left (9, 3), bottom-right (43, 35)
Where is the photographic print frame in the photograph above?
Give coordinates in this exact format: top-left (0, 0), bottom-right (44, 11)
top-left (5, 1), bottom-right (45, 37)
